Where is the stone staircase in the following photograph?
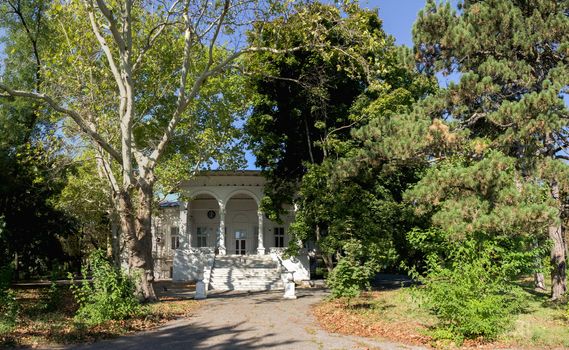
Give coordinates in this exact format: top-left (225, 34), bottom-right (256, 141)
top-left (209, 255), bottom-right (284, 291)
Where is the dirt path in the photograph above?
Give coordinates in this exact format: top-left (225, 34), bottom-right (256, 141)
top-left (72, 288), bottom-right (425, 350)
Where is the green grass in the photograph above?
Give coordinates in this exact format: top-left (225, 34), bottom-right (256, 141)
top-left (502, 285), bottom-right (569, 349)
top-left (315, 281), bottom-right (569, 349)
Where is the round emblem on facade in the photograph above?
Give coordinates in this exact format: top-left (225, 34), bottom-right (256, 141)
top-left (207, 210), bottom-right (216, 219)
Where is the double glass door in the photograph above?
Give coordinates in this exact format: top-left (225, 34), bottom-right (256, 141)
top-left (234, 229), bottom-right (247, 255)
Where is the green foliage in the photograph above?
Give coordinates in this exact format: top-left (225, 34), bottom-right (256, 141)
top-left (0, 140), bottom-right (77, 276)
top-left (0, 0), bottom-right (80, 278)
top-left (0, 266), bottom-right (18, 335)
top-left (412, 0), bottom-right (569, 298)
top-left (245, 2), bottom-right (433, 219)
top-left (289, 159), bottom-right (425, 271)
top-left (44, 1), bottom-right (249, 196)
top-left (327, 258), bottom-right (371, 299)
top-left (38, 271), bottom-right (63, 313)
top-left (327, 239), bottom-right (394, 299)
top-left (71, 250), bottom-right (142, 326)
top-left (406, 151), bottom-right (558, 240)
top-left (415, 237), bottom-right (532, 342)
top-left (246, 3), bottom-right (437, 279)
top-left (56, 150), bottom-right (115, 261)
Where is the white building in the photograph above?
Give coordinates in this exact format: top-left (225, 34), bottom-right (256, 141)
top-left (152, 170), bottom-right (310, 290)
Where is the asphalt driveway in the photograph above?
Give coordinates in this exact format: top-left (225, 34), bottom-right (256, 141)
top-left (72, 288), bottom-right (425, 350)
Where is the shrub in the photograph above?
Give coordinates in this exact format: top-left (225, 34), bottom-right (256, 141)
top-left (71, 250), bottom-right (143, 326)
top-left (40, 279), bottom-right (62, 313)
top-left (327, 259), bottom-right (371, 299)
top-left (0, 266), bottom-right (18, 335)
top-left (327, 239), bottom-right (383, 299)
top-left (418, 239), bottom-right (528, 343)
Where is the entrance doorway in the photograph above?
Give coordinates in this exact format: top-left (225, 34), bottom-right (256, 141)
top-left (234, 229), bottom-right (247, 255)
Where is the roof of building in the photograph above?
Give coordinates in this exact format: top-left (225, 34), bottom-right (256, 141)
top-left (158, 200), bottom-right (181, 208)
top-left (195, 170), bottom-right (261, 176)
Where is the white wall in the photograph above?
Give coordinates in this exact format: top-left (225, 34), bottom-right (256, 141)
top-left (173, 248), bottom-right (215, 282)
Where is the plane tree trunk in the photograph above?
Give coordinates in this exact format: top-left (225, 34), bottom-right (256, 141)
top-left (117, 179), bottom-right (157, 302)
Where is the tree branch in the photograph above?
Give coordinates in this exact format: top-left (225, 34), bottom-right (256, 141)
top-left (84, 0), bottom-right (126, 97)
top-left (132, 0), bottom-right (182, 72)
top-left (0, 83), bottom-right (122, 163)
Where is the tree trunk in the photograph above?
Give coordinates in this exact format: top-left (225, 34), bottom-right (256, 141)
top-left (315, 225), bottom-right (334, 273)
top-left (549, 181), bottom-right (567, 300)
top-left (13, 251), bottom-right (19, 281)
top-left (134, 181), bottom-right (157, 301)
top-left (117, 185), bottom-right (157, 302)
top-left (550, 223), bottom-right (566, 300)
top-left (532, 240), bottom-right (546, 290)
top-left (534, 272), bottom-right (546, 290)
top-left (110, 209), bottom-right (121, 268)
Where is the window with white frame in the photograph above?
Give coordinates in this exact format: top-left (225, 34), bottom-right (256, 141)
top-left (274, 227), bottom-right (285, 248)
top-left (170, 226), bottom-right (180, 249)
top-left (196, 227), bottom-right (208, 247)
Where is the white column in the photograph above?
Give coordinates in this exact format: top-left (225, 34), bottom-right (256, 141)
top-left (179, 201), bottom-right (190, 249)
top-left (218, 200), bottom-right (226, 255)
top-left (257, 210), bottom-right (265, 255)
top-left (187, 202), bottom-right (192, 248)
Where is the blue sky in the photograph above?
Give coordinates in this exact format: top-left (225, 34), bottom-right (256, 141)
top-left (364, 0), bottom-right (428, 47)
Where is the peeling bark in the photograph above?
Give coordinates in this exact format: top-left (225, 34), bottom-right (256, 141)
top-left (118, 185), bottom-right (157, 302)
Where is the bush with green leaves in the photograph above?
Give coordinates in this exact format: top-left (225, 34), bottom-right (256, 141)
top-left (71, 250), bottom-right (143, 326)
top-left (327, 259), bottom-right (372, 299)
top-left (40, 279), bottom-right (62, 313)
top-left (416, 237), bottom-right (531, 343)
top-left (327, 240), bottom-right (378, 299)
top-left (0, 265), bottom-right (18, 335)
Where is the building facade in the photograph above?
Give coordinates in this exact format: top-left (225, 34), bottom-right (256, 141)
top-left (152, 171), bottom-right (310, 289)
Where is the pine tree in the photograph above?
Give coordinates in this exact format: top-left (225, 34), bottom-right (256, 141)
top-left (412, 0), bottom-right (569, 299)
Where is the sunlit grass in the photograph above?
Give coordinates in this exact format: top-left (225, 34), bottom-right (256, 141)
top-left (0, 286), bottom-right (199, 348)
top-left (314, 281), bottom-right (569, 349)
top-left (502, 284), bottom-right (569, 349)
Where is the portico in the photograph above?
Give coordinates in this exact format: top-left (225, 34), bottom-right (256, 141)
top-left (177, 172), bottom-right (272, 256)
top-left (155, 170), bottom-right (310, 286)
top-left (179, 192), bottom-right (267, 256)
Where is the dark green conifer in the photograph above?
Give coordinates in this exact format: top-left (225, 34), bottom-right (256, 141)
top-left (411, 0), bottom-right (569, 299)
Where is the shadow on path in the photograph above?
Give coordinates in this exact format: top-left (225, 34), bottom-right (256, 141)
top-left (73, 322), bottom-right (297, 350)
top-left (71, 288), bottom-right (426, 350)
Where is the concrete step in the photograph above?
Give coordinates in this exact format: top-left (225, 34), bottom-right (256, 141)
top-left (210, 280), bottom-right (283, 286)
top-left (209, 281), bottom-right (284, 291)
top-left (213, 256), bottom-right (278, 268)
top-left (210, 277), bottom-right (282, 284)
top-left (210, 269), bottom-right (281, 276)
top-left (210, 275), bottom-right (281, 280)
top-left (213, 261), bottom-right (278, 268)
top-left (209, 255), bottom-right (284, 291)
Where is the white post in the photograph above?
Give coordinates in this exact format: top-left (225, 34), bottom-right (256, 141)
top-left (283, 271), bottom-right (297, 299)
top-left (194, 271), bottom-right (207, 300)
top-left (257, 210), bottom-right (265, 255)
top-left (218, 200), bottom-right (226, 255)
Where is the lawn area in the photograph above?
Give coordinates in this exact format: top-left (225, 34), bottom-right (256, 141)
top-left (0, 284), bottom-right (199, 348)
top-left (313, 285), bottom-right (569, 349)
